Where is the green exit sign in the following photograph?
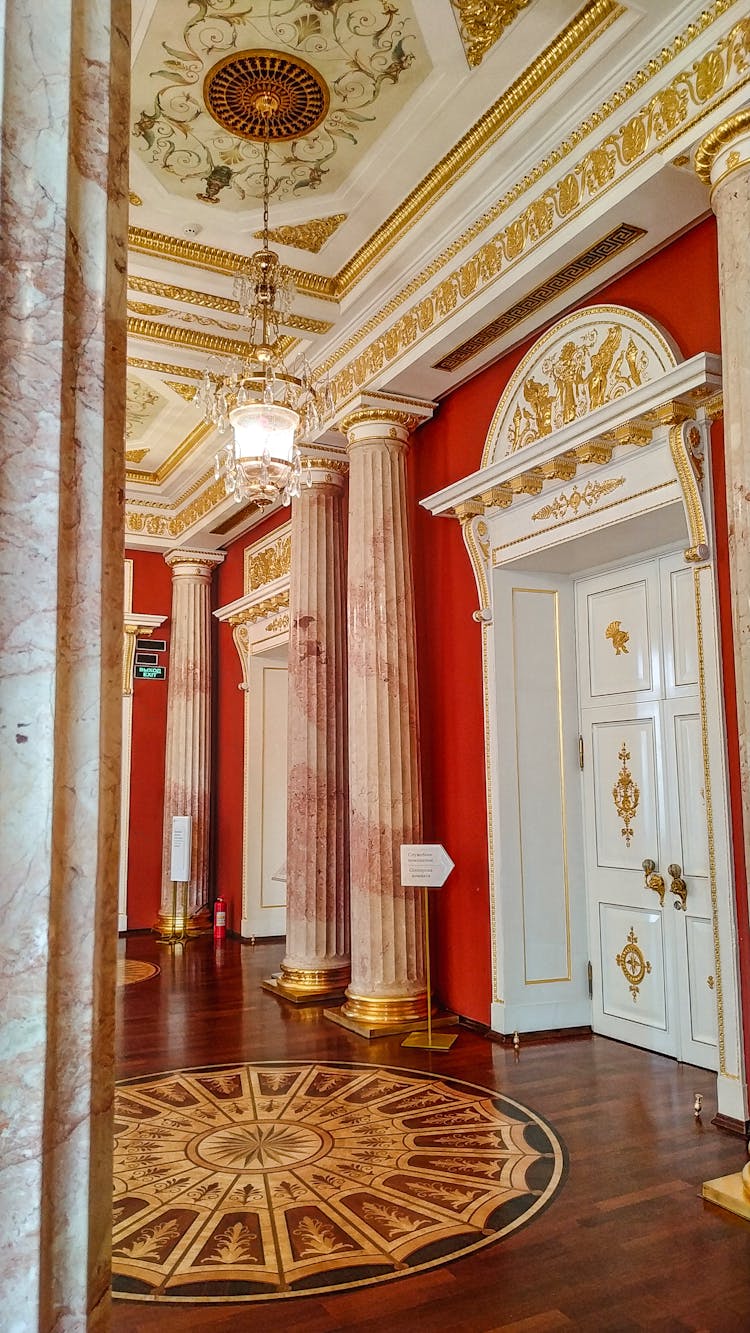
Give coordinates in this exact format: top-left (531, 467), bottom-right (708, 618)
top-left (135, 664), bottom-right (166, 681)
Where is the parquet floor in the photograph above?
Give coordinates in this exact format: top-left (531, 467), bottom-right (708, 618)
top-left (114, 934), bottom-right (750, 1332)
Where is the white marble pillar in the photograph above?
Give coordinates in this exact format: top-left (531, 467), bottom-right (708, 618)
top-left (696, 109), bottom-right (750, 1218)
top-left (334, 402), bottom-right (433, 1031)
top-left (271, 462), bottom-right (350, 1001)
top-left (157, 549), bottom-right (224, 933)
top-left (0, 1), bottom-right (129, 1327)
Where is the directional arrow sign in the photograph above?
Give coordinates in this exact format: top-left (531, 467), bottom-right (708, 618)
top-left (400, 844), bottom-right (455, 888)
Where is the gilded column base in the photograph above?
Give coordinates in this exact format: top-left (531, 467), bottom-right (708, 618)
top-left (702, 1160), bottom-right (750, 1221)
top-left (153, 904), bottom-right (211, 940)
top-left (325, 988), bottom-right (460, 1040)
top-left (261, 963), bottom-right (350, 1006)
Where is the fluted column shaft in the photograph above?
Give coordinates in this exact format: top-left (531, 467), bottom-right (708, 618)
top-left (342, 412), bottom-right (426, 1026)
top-left (277, 465), bottom-right (350, 998)
top-left (158, 550), bottom-right (224, 930)
top-left (698, 115), bottom-right (750, 910)
top-left (0, 1), bottom-right (129, 1325)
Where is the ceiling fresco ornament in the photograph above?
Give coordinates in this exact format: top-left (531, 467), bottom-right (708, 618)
top-left (111, 1061), bottom-right (565, 1304)
top-left (482, 307), bottom-right (678, 464)
top-left (256, 212), bottom-right (347, 252)
top-left (451, 0), bottom-right (531, 68)
top-left (126, 376), bottom-right (169, 440)
top-left (324, 10), bottom-right (749, 403)
top-left (132, 1), bottom-right (425, 208)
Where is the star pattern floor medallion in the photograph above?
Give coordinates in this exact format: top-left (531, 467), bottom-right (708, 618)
top-left (112, 1061), bottom-right (566, 1303)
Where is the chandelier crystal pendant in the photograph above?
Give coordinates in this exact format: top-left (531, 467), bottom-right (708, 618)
top-left (198, 115), bottom-right (333, 507)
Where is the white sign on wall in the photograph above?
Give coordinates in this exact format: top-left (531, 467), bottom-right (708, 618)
top-left (170, 816), bottom-right (192, 882)
top-left (400, 844), bottom-right (455, 888)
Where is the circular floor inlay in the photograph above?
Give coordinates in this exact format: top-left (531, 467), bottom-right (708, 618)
top-left (117, 959), bottom-right (160, 987)
top-left (112, 1061), bottom-right (565, 1304)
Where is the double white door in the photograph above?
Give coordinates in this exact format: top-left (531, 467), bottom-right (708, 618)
top-left (577, 551), bottom-right (717, 1068)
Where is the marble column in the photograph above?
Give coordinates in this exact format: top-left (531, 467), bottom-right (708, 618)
top-left (333, 402), bottom-right (433, 1033)
top-left (269, 462), bottom-right (350, 1002)
top-left (696, 109), bottom-right (750, 1220)
top-left (0, 1), bottom-right (129, 1327)
top-left (157, 549), bottom-right (224, 934)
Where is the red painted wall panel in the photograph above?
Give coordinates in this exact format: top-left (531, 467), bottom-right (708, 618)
top-left (410, 219), bottom-right (748, 1045)
top-left (125, 549), bottom-right (172, 929)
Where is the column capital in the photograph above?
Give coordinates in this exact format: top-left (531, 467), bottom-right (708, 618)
top-left (695, 108), bottom-right (750, 194)
top-left (165, 548), bottom-right (225, 577)
top-left (336, 392), bottom-right (435, 446)
top-left (299, 453), bottom-right (349, 491)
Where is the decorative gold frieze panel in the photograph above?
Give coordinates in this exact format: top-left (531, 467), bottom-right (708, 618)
top-left (258, 215), bottom-right (347, 254)
top-left (616, 926), bottom-right (652, 1002)
top-left (613, 743), bottom-right (640, 847)
top-left (245, 531), bottom-right (292, 595)
top-left (531, 476), bottom-right (625, 522)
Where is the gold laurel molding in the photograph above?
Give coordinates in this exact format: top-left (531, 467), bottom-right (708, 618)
top-left (694, 107), bottom-right (750, 183)
top-left (257, 215), bottom-right (347, 254)
top-left (126, 420), bottom-right (211, 487)
top-left (322, 4), bottom-right (746, 394)
top-left (128, 315), bottom-right (293, 360)
top-left (128, 357), bottom-right (203, 380)
top-left (128, 275), bottom-right (333, 334)
top-left (451, 0), bottom-right (531, 68)
top-left (334, 1), bottom-right (623, 300)
top-left (128, 227), bottom-right (337, 301)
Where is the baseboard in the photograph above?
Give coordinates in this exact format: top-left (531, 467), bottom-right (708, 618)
top-left (119, 927), bottom-right (154, 937)
top-left (487, 1024), bottom-right (593, 1046)
top-left (711, 1112), bottom-right (750, 1138)
top-left (231, 930), bottom-right (286, 946)
top-left (457, 1015), bottom-right (490, 1036)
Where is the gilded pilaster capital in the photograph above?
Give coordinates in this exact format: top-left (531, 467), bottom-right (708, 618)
top-left (695, 109), bottom-right (750, 193)
top-left (165, 548), bottom-right (225, 580)
top-left (335, 392), bottom-right (435, 447)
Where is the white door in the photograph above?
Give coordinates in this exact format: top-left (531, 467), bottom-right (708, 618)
top-left (577, 551), bottom-right (717, 1068)
top-left (244, 645), bottom-right (288, 938)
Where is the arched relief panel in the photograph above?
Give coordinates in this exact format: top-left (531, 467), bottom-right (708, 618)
top-left (483, 306), bottom-right (680, 466)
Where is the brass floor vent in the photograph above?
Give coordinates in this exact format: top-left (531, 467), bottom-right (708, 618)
top-left (433, 222), bottom-right (646, 373)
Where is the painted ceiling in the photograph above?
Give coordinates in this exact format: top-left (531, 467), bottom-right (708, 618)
top-left (124, 0), bottom-right (750, 549)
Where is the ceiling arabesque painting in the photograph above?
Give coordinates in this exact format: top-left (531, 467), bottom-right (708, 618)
top-left (124, 0), bottom-right (750, 551)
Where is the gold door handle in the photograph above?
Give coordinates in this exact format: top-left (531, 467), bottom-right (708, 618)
top-left (668, 863), bottom-right (687, 911)
top-left (642, 858), bottom-right (665, 907)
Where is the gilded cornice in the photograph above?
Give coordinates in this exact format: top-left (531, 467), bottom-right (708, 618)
top-left (694, 107), bottom-right (750, 183)
top-left (324, 8), bottom-right (749, 402)
top-left (128, 227), bottom-right (337, 302)
top-left (128, 357), bottom-right (203, 380)
top-left (126, 420), bottom-right (211, 487)
top-left (333, 0), bottom-right (623, 298)
top-left (451, 0), bottom-right (531, 68)
top-left (128, 275), bottom-right (332, 334)
top-left (126, 476), bottom-right (227, 540)
top-left (128, 315), bottom-right (297, 361)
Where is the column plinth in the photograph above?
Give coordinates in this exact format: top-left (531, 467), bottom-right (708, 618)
top-left (156, 549), bottom-right (224, 935)
top-left (696, 111), bottom-right (750, 1217)
top-left (327, 404), bottom-right (433, 1035)
top-left (265, 462), bottom-right (350, 1004)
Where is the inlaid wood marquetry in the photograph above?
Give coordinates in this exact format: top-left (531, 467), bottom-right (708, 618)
top-left (116, 959), bottom-right (160, 987)
top-left (112, 1060), bottom-right (565, 1303)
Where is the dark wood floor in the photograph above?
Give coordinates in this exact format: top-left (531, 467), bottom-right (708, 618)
top-left (114, 934), bottom-right (750, 1331)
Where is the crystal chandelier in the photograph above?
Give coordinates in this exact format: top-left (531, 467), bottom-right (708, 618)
top-left (198, 115), bottom-right (333, 507)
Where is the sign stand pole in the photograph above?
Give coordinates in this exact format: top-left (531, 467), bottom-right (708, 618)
top-left (402, 886), bottom-right (458, 1052)
top-left (158, 817), bottom-right (193, 946)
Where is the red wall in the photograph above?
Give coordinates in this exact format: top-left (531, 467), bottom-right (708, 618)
top-left (125, 549), bottom-right (172, 929)
top-left (410, 219), bottom-right (748, 1041)
top-left (213, 507), bottom-right (291, 936)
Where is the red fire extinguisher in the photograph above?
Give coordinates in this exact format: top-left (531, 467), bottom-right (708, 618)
top-left (213, 896), bottom-right (227, 942)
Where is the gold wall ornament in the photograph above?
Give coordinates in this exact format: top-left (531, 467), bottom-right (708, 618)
top-left (616, 926), bottom-right (652, 1002)
top-left (245, 531), bottom-right (292, 594)
top-left (451, 0), bottom-right (531, 67)
top-left (125, 448), bottom-right (149, 464)
top-left (605, 619), bottom-right (630, 655)
top-left (129, 191), bottom-right (142, 207)
top-left (265, 613), bottom-right (290, 634)
top-left (613, 743), bottom-right (640, 847)
top-left (257, 215), bottom-right (347, 254)
top-left (164, 381), bottom-right (197, 403)
top-left (531, 476), bottom-right (625, 522)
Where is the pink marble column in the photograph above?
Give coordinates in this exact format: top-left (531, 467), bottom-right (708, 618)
top-left (270, 462), bottom-right (350, 1001)
top-left (335, 404), bottom-right (433, 1031)
top-left (0, 1), bottom-right (129, 1326)
top-left (157, 549), bottom-right (224, 932)
top-left (696, 111), bottom-right (750, 1218)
